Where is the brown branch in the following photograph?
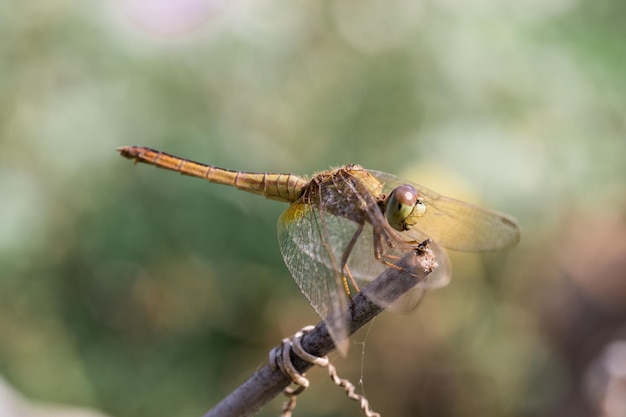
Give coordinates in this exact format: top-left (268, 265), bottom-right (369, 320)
top-left (202, 247), bottom-right (437, 417)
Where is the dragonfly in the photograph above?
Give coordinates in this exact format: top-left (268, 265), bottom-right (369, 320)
top-left (118, 146), bottom-right (520, 354)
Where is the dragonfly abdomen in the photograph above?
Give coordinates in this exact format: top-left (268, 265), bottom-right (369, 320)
top-left (237, 172), bottom-right (307, 202)
top-left (117, 146), bottom-right (307, 202)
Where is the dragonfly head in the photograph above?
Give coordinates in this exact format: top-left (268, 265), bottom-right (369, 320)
top-left (385, 185), bottom-right (426, 231)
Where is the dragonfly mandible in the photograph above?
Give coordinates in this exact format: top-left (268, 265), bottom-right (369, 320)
top-left (118, 146), bottom-right (520, 354)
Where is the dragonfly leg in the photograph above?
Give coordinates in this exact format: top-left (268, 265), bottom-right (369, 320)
top-left (343, 264), bottom-right (360, 296)
top-left (341, 273), bottom-right (353, 301)
top-left (372, 227), bottom-right (401, 267)
top-left (340, 223), bottom-right (365, 298)
top-left (372, 226), bottom-right (422, 273)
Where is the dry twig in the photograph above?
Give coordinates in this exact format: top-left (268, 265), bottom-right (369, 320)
top-left (202, 247), bottom-right (437, 417)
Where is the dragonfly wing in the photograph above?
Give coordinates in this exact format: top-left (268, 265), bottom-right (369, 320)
top-left (349, 226), bottom-right (451, 312)
top-left (346, 222), bottom-right (451, 289)
top-left (388, 287), bottom-right (425, 314)
top-left (277, 201), bottom-right (361, 355)
top-left (386, 238), bottom-right (451, 313)
top-left (367, 170), bottom-right (520, 251)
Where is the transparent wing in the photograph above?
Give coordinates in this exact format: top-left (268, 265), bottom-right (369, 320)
top-left (346, 222), bottom-right (451, 290)
top-left (347, 224), bottom-right (451, 313)
top-left (278, 171), bottom-right (452, 340)
top-left (368, 170), bottom-right (521, 251)
top-left (277, 201), bottom-right (360, 355)
top-left (278, 202), bottom-right (449, 342)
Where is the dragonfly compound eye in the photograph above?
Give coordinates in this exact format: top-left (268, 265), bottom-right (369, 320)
top-left (385, 185), bottom-right (424, 231)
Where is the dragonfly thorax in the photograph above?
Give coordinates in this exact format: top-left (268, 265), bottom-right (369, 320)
top-left (384, 185), bottom-right (427, 232)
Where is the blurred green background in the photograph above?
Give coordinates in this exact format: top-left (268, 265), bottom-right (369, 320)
top-left (1, 1), bottom-right (626, 416)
